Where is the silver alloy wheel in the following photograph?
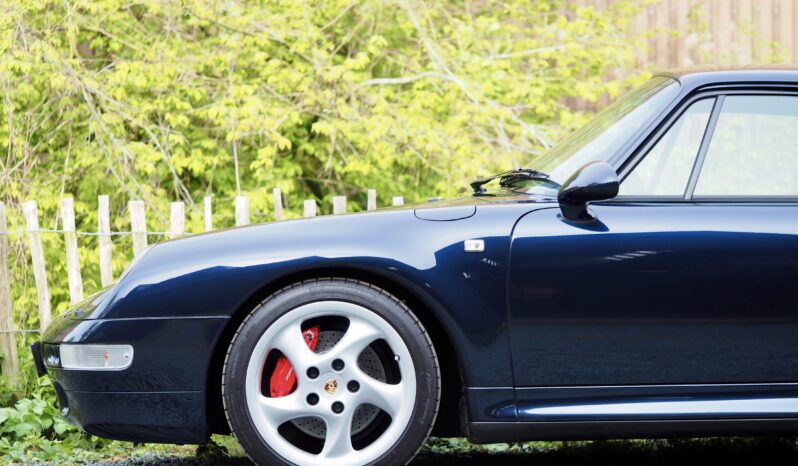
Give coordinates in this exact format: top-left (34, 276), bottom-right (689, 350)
top-left (290, 330), bottom-right (386, 439)
top-left (244, 300), bottom-right (417, 466)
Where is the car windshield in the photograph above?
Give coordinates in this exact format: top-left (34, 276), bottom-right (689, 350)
top-left (515, 76), bottom-right (680, 195)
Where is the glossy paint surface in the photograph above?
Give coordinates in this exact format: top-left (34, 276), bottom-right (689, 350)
top-left (38, 68), bottom-right (798, 444)
top-left (557, 161), bottom-right (619, 222)
top-left (44, 314), bottom-right (228, 391)
top-left (62, 199), bottom-right (542, 388)
top-left (64, 390), bottom-right (206, 443)
top-left (509, 203), bottom-right (798, 388)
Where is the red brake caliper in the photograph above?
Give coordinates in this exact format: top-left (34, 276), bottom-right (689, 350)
top-left (269, 326), bottom-right (319, 398)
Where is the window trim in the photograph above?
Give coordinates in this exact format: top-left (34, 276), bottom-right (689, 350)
top-left (614, 88), bottom-right (798, 203)
top-left (683, 95), bottom-right (724, 199)
top-left (614, 93), bottom-right (718, 200)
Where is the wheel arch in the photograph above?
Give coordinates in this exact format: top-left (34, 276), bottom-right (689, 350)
top-left (205, 266), bottom-right (466, 438)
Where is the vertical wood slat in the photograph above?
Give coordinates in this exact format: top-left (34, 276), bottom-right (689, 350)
top-left (679, 0), bottom-right (697, 66)
top-left (730, 0), bottom-right (742, 65)
top-left (754, 0), bottom-right (774, 61)
top-left (22, 201), bottom-right (52, 330)
top-left (712, 0), bottom-right (732, 64)
top-left (392, 196), bottom-right (404, 206)
top-left (367, 189), bottom-right (377, 211)
top-left (60, 198), bottom-right (83, 304)
top-left (775, 0), bottom-right (794, 61)
top-left (738, 0), bottom-right (753, 63)
top-left (128, 200), bottom-right (148, 257)
top-left (628, 0), bottom-right (648, 65)
top-left (303, 200), bottom-right (317, 218)
top-left (273, 188), bottom-right (283, 221)
top-left (235, 195), bottom-right (250, 226)
top-left (654, 0), bottom-right (669, 69)
top-left (204, 196), bottom-right (213, 232)
top-left (0, 202), bottom-right (19, 385)
top-left (794, 0), bottom-right (798, 62)
top-left (613, 0), bottom-right (798, 71)
top-left (676, 0), bottom-right (692, 67)
top-left (669, 0), bottom-right (683, 66)
top-left (333, 196), bottom-right (347, 215)
top-left (169, 201), bottom-right (185, 239)
top-left (98, 195), bottom-right (113, 286)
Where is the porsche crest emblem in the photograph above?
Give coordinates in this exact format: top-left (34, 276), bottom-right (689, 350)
top-left (324, 379), bottom-right (338, 395)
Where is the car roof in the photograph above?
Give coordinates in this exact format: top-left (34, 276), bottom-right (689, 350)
top-left (656, 65), bottom-right (798, 89)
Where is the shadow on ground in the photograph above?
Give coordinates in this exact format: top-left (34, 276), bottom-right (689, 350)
top-left (413, 437), bottom-right (798, 465)
top-left (111, 437), bottom-right (798, 466)
top-left (103, 438), bottom-right (798, 466)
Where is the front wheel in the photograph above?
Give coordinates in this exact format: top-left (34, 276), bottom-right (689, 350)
top-left (223, 279), bottom-right (440, 466)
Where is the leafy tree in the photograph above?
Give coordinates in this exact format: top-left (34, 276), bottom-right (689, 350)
top-left (0, 0), bottom-right (647, 331)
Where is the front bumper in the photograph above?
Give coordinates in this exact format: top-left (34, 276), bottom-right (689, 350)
top-left (32, 311), bottom-right (229, 444)
top-left (30, 342), bottom-right (47, 377)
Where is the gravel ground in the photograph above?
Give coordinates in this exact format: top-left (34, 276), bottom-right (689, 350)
top-left (76, 437), bottom-right (798, 466)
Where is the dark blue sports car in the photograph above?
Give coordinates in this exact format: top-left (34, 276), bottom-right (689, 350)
top-left (32, 66), bottom-right (798, 466)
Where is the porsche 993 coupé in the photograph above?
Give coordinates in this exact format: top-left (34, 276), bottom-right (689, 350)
top-left (32, 67), bottom-right (798, 466)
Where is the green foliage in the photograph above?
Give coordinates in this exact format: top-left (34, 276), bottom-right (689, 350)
top-left (2, 0), bottom-right (777, 463)
top-left (1, 0), bottom-right (648, 220)
top-left (0, 372), bottom-right (126, 462)
top-left (0, 341), bottom-right (120, 462)
top-left (0, 0), bottom-right (650, 333)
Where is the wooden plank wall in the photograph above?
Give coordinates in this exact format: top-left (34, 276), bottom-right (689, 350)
top-left (583, 0), bottom-right (798, 69)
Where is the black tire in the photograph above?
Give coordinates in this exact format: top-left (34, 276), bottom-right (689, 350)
top-left (223, 278), bottom-right (440, 466)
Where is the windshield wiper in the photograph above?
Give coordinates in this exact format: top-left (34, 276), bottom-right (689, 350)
top-left (470, 168), bottom-right (550, 194)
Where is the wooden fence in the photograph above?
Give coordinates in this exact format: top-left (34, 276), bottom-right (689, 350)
top-left (584, 0), bottom-right (798, 67)
top-left (0, 190), bottom-right (405, 385)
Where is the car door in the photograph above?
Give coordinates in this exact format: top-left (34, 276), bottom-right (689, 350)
top-left (508, 91), bottom-right (798, 420)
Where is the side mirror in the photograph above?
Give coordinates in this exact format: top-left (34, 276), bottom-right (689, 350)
top-left (558, 161), bottom-right (619, 223)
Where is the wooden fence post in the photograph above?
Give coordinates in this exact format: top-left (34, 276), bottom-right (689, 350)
top-left (367, 189), bottom-right (377, 211)
top-left (273, 188), bottom-right (283, 221)
top-left (303, 200), bottom-right (317, 218)
top-left (235, 195), bottom-right (250, 226)
top-left (392, 196), bottom-right (404, 206)
top-left (22, 201), bottom-right (52, 330)
top-left (60, 198), bottom-right (83, 304)
top-left (128, 200), bottom-right (147, 257)
top-left (169, 202), bottom-right (185, 238)
top-left (0, 202), bottom-right (19, 385)
top-left (98, 195), bottom-right (113, 286)
top-left (333, 196), bottom-right (347, 215)
top-left (204, 196), bottom-right (213, 231)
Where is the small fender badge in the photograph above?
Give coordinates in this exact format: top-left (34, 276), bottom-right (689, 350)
top-left (464, 239), bottom-right (485, 253)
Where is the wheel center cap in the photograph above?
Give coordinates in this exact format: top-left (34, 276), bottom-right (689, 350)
top-left (323, 377), bottom-right (339, 395)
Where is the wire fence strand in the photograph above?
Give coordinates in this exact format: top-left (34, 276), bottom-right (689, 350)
top-left (0, 229), bottom-right (170, 236)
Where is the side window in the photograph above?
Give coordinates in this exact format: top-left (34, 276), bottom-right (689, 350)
top-left (694, 95), bottom-right (798, 196)
top-left (620, 99), bottom-right (714, 196)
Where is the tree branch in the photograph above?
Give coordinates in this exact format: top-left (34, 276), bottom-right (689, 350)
top-left (353, 71), bottom-right (443, 91)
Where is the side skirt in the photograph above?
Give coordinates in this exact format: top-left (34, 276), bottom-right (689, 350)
top-left (466, 418), bottom-right (798, 444)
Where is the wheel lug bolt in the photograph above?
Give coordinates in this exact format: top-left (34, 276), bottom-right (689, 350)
top-left (307, 367), bottom-right (319, 379)
top-left (347, 380), bottom-right (360, 393)
top-left (332, 401), bottom-right (344, 414)
top-left (332, 359), bottom-right (345, 371)
top-left (307, 393), bottom-right (319, 406)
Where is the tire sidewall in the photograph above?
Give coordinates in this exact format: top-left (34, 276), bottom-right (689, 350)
top-left (223, 279), bottom-right (439, 466)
